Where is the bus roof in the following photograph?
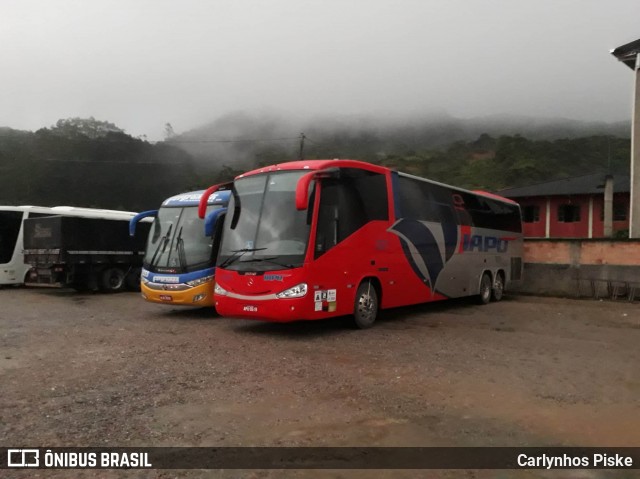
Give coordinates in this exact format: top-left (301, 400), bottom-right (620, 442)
top-left (471, 190), bottom-right (519, 205)
top-left (235, 160), bottom-right (518, 207)
top-left (162, 189), bottom-right (231, 207)
top-left (0, 205), bottom-right (140, 220)
top-left (236, 159), bottom-right (389, 179)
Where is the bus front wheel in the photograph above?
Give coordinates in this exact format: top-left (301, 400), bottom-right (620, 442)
top-left (353, 280), bottom-right (379, 329)
top-left (478, 273), bottom-right (492, 305)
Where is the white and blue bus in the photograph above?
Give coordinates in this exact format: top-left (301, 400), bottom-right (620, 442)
top-left (130, 189), bottom-right (230, 306)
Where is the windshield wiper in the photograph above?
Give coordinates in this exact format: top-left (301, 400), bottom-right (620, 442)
top-left (149, 224), bottom-right (173, 268)
top-left (175, 226), bottom-right (187, 272)
top-left (218, 247), bottom-right (267, 269)
top-left (238, 256), bottom-right (295, 269)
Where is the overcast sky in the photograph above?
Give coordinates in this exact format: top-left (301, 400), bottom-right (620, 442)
top-left (1, 0), bottom-right (638, 140)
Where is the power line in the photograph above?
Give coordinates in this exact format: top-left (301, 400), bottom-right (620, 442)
top-left (160, 136), bottom-right (301, 144)
top-left (41, 158), bottom-right (186, 164)
top-left (0, 134), bottom-right (304, 145)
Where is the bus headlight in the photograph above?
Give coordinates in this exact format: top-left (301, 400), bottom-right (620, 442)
top-left (276, 283), bottom-right (307, 299)
top-left (214, 283), bottom-right (228, 296)
top-left (186, 275), bottom-right (214, 287)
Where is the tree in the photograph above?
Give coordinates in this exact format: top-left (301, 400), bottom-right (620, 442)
top-left (49, 117), bottom-right (124, 139)
top-left (164, 123), bottom-right (176, 140)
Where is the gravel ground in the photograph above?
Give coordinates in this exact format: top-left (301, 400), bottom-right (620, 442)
top-left (1, 288), bottom-right (639, 479)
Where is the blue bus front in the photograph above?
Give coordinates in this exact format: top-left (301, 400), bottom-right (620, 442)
top-left (132, 190), bottom-right (230, 306)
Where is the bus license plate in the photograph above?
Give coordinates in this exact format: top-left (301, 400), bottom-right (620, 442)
top-left (159, 294), bottom-right (173, 301)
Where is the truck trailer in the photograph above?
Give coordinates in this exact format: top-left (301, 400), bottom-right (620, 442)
top-left (23, 214), bottom-right (151, 292)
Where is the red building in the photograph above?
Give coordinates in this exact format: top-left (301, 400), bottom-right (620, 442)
top-left (498, 173), bottom-right (630, 238)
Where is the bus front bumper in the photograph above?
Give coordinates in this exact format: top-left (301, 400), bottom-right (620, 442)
top-left (141, 281), bottom-right (214, 307)
top-left (213, 294), bottom-right (345, 323)
top-left (213, 294), bottom-right (323, 322)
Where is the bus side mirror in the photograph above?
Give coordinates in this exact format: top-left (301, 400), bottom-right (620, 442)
top-left (129, 210), bottom-right (157, 236)
top-left (296, 168), bottom-right (340, 210)
top-left (295, 172), bottom-right (317, 210)
top-left (198, 181), bottom-right (233, 219)
top-left (204, 208), bottom-right (227, 237)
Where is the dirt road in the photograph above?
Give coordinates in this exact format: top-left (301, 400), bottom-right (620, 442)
top-left (1, 288), bottom-right (639, 477)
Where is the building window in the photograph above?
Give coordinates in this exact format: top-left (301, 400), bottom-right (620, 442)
top-left (557, 204), bottom-right (580, 223)
top-left (599, 202), bottom-right (628, 221)
top-left (522, 205), bottom-right (540, 223)
top-left (614, 203), bottom-right (627, 221)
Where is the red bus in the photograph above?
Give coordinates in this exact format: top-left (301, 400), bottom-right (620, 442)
top-left (199, 159), bottom-right (523, 328)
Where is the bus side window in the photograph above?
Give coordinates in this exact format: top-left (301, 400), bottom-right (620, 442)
top-left (0, 211), bottom-right (23, 264)
top-left (461, 193), bottom-right (521, 233)
top-left (397, 176), bottom-right (456, 224)
top-left (452, 193), bottom-right (473, 226)
top-left (315, 171), bottom-right (388, 259)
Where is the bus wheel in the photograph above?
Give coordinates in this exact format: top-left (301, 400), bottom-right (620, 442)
top-left (101, 267), bottom-right (125, 293)
top-left (353, 280), bottom-right (378, 329)
top-left (478, 273), bottom-right (492, 305)
top-left (492, 272), bottom-right (505, 302)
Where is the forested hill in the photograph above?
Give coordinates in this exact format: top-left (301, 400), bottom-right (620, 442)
top-left (0, 116), bottom-right (631, 211)
top-left (376, 134), bottom-right (630, 191)
top-left (0, 119), bottom-right (212, 211)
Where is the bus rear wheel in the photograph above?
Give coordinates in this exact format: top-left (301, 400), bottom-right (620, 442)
top-left (353, 280), bottom-right (378, 329)
top-left (478, 273), bottom-right (492, 305)
top-left (492, 272), bottom-right (505, 302)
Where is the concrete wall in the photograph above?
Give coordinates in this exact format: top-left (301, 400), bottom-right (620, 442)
top-left (515, 238), bottom-right (640, 297)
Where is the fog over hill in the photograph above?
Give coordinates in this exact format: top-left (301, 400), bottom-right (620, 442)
top-left (0, 111), bottom-right (631, 209)
top-left (168, 111), bottom-right (630, 167)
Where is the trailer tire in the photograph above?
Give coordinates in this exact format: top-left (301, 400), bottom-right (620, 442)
top-left (352, 280), bottom-right (379, 329)
top-left (101, 267), bottom-right (125, 293)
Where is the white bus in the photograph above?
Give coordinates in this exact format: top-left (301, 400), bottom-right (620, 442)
top-left (0, 205), bottom-right (141, 286)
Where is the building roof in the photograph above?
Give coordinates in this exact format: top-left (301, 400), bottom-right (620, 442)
top-left (497, 173), bottom-right (630, 198)
top-left (611, 38), bottom-right (640, 70)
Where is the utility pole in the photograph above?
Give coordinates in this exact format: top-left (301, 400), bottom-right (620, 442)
top-left (611, 40), bottom-right (640, 238)
top-left (299, 133), bottom-right (306, 160)
top-left (632, 53), bottom-right (640, 238)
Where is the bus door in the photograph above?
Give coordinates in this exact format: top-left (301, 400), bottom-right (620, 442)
top-left (310, 170), bottom-right (390, 314)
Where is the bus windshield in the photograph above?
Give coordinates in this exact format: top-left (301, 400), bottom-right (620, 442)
top-left (217, 170), bottom-right (312, 271)
top-left (144, 205), bottom-right (222, 272)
